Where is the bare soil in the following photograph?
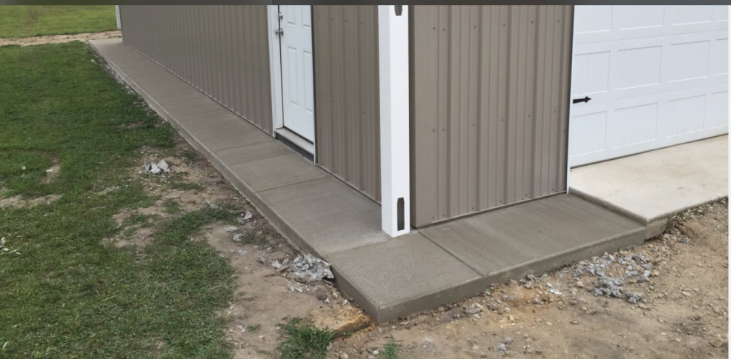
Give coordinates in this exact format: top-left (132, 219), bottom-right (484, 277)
top-left (110, 109), bottom-right (727, 359)
top-left (0, 30), bottom-right (120, 47)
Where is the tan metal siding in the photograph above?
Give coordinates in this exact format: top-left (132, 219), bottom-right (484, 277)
top-left (313, 6), bottom-right (381, 202)
top-left (411, 5), bottom-right (573, 227)
top-left (119, 5), bottom-right (273, 134)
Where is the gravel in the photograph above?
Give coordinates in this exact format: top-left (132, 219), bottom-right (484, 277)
top-left (287, 254), bottom-right (334, 283)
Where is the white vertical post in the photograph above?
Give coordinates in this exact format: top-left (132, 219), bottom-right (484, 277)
top-left (115, 5), bottom-right (121, 29)
top-left (378, 5), bottom-right (410, 237)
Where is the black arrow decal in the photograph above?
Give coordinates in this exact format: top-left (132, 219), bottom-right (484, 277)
top-left (573, 96), bottom-right (591, 104)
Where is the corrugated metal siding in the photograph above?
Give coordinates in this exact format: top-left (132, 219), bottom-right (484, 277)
top-left (313, 6), bottom-right (381, 202)
top-left (410, 5), bottom-right (573, 227)
top-left (119, 5), bottom-right (273, 134)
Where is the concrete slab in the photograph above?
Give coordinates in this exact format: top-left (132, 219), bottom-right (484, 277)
top-left (326, 233), bottom-right (483, 323)
top-left (163, 97), bottom-right (237, 124)
top-left (421, 195), bottom-right (645, 278)
top-left (570, 136), bottom-right (728, 238)
top-left (179, 115), bottom-right (272, 152)
top-left (259, 177), bottom-right (390, 256)
top-left (90, 38), bottom-right (652, 325)
top-left (216, 142), bottom-right (327, 192)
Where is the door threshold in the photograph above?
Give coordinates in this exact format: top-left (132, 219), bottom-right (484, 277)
top-left (275, 127), bottom-right (315, 162)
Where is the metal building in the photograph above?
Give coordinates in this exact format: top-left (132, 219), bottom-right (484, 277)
top-left (117, 5), bottom-right (728, 236)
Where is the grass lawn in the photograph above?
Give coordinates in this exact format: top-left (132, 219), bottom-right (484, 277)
top-left (0, 42), bottom-right (239, 357)
top-left (0, 6), bottom-right (117, 38)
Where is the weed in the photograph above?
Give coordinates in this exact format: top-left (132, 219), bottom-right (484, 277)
top-left (240, 232), bottom-right (267, 245)
top-left (380, 339), bottom-right (403, 359)
top-left (124, 212), bottom-right (151, 226)
top-left (169, 180), bottom-right (202, 192)
top-left (163, 199), bottom-right (181, 214)
top-left (277, 318), bottom-right (334, 359)
top-left (247, 324), bottom-right (261, 333)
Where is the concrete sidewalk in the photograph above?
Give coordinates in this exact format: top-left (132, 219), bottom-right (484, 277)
top-left (570, 136), bottom-right (728, 238)
top-left (91, 38), bottom-right (647, 323)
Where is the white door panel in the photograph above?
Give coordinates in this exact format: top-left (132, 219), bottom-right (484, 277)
top-left (570, 5), bottom-right (729, 167)
top-left (279, 5), bottom-right (315, 142)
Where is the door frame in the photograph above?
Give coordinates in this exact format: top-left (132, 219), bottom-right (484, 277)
top-left (267, 5), bottom-right (317, 159)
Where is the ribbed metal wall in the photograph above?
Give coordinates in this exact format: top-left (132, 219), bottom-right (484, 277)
top-left (313, 6), bottom-right (381, 202)
top-left (119, 5), bottom-right (273, 134)
top-left (410, 5), bottom-right (573, 227)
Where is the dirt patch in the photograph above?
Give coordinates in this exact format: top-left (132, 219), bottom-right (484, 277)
top-left (330, 200), bottom-right (729, 359)
top-left (0, 30), bottom-right (120, 47)
top-left (104, 132), bottom-right (364, 357)
top-left (0, 193), bottom-right (61, 209)
top-left (40, 153), bottom-right (61, 184)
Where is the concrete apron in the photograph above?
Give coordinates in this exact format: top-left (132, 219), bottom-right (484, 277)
top-left (570, 135), bottom-right (728, 239)
top-left (90, 39), bottom-right (647, 324)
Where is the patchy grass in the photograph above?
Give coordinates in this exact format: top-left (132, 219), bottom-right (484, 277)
top-left (247, 324), bottom-right (261, 333)
top-left (0, 6), bottom-right (117, 38)
top-left (0, 42), bottom-right (238, 357)
top-left (380, 339), bottom-right (403, 359)
top-left (277, 318), bottom-right (334, 359)
top-left (239, 232), bottom-right (267, 245)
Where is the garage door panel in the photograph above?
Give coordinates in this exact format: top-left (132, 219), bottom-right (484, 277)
top-left (658, 95), bottom-right (706, 138)
top-left (713, 6), bottom-right (729, 22)
top-left (710, 38), bottom-right (729, 76)
top-left (573, 30), bottom-right (728, 104)
top-left (575, 6), bottom-right (727, 44)
top-left (570, 6), bottom-right (727, 167)
top-left (707, 90), bottom-right (729, 129)
top-left (570, 83), bottom-right (728, 166)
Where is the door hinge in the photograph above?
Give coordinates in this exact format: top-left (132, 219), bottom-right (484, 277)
top-left (274, 28), bottom-right (284, 36)
top-left (572, 96), bottom-right (591, 104)
top-left (278, 11), bottom-right (283, 19)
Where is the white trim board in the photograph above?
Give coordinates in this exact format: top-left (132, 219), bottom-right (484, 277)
top-left (267, 6), bottom-right (284, 135)
top-left (378, 5), bottom-right (411, 237)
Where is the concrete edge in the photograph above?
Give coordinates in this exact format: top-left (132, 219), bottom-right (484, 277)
top-left (570, 187), bottom-right (728, 239)
top-left (484, 226), bottom-right (646, 281)
top-left (375, 225), bottom-right (645, 324)
top-left (568, 187), bottom-right (647, 224)
top-left (88, 40), bottom-right (325, 260)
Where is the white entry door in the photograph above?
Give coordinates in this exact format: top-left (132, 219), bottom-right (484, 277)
top-left (569, 5), bottom-right (729, 167)
top-left (278, 5), bottom-right (315, 142)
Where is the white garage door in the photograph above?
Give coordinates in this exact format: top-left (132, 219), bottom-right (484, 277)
top-left (569, 6), bottom-right (729, 167)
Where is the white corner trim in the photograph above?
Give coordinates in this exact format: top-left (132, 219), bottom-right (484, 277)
top-left (378, 5), bottom-right (410, 237)
top-left (115, 5), bottom-right (121, 29)
top-left (566, 8), bottom-right (579, 194)
top-left (267, 5), bottom-right (284, 137)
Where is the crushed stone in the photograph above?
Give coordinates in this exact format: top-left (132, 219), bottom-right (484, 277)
top-left (287, 254), bottom-right (334, 283)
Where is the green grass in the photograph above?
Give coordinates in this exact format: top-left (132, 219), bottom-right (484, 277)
top-left (0, 6), bottom-right (117, 38)
top-left (380, 339), bottom-right (403, 359)
top-left (0, 42), bottom-right (239, 358)
top-left (246, 324), bottom-right (261, 333)
top-left (277, 318), bottom-right (334, 359)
